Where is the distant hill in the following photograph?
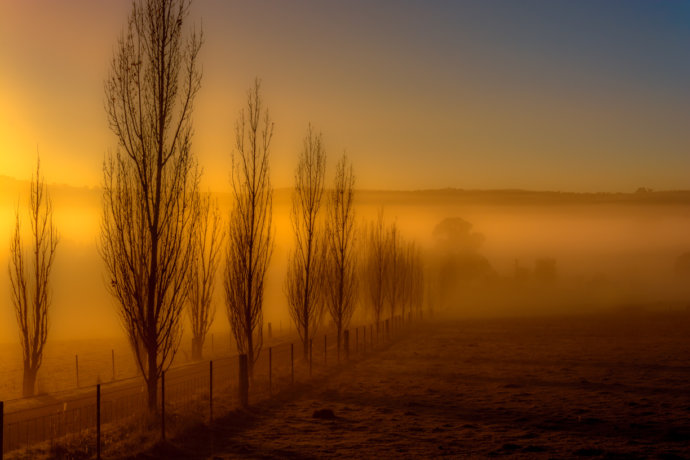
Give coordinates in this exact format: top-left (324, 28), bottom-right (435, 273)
top-left (2, 175), bottom-right (689, 208)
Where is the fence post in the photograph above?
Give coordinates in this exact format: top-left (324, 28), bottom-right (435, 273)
top-left (1, 400), bottom-right (4, 460)
top-left (75, 354), bottom-right (80, 388)
top-left (268, 347), bottom-right (272, 395)
top-left (309, 338), bottom-right (313, 377)
top-left (239, 354), bottom-right (249, 409)
top-left (161, 371), bottom-right (166, 441)
top-left (96, 384), bottom-right (101, 460)
top-left (344, 329), bottom-right (350, 360)
top-left (324, 335), bottom-right (327, 366)
top-left (290, 343), bottom-right (294, 384)
top-left (209, 360), bottom-right (213, 424)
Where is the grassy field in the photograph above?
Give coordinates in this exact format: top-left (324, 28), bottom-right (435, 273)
top-left (146, 311), bottom-right (690, 459)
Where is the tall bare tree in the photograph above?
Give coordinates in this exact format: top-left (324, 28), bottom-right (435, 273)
top-left (362, 210), bottom-right (387, 332)
top-left (101, 0), bottom-right (202, 411)
top-left (187, 192), bottom-right (224, 361)
top-left (285, 125), bottom-right (327, 360)
top-left (224, 79), bottom-right (274, 377)
top-left (9, 157), bottom-right (58, 398)
top-left (402, 241), bottom-right (424, 321)
top-left (385, 221), bottom-right (403, 321)
top-left (324, 154), bottom-right (357, 358)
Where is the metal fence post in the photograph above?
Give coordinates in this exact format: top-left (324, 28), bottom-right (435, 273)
top-left (291, 343), bottom-right (294, 384)
top-left (97, 384), bottom-right (101, 460)
top-left (161, 371), bottom-right (166, 441)
top-left (209, 360), bottom-right (213, 424)
top-left (239, 354), bottom-right (249, 409)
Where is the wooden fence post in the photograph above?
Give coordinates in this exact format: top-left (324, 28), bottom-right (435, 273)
top-left (239, 354), bottom-right (249, 408)
top-left (96, 384), bottom-right (101, 460)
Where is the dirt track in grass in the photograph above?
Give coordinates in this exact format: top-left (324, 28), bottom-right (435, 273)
top-left (139, 312), bottom-right (690, 459)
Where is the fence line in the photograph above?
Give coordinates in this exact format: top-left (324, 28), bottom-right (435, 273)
top-left (0, 312), bottom-right (423, 458)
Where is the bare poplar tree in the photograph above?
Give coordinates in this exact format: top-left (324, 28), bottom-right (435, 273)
top-left (385, 221), bottom-right (403, 321)
top-left (402, 241), bottom-right (424, 321)
top-left (411, 244), bottom-right (425, 318)
top-left (362, 210), bottom-right (387, 332)
top-left (224, 79), bottom-right (274, 377)
top-left (285, 125), bottom-right (327, 360)
top-left (324, 154), bottom-right (357, 358)
top-left (187, 193), bottom-right (224, 361)
top-left (101, 0), bottom-right (202, 411)
top-left (9, 157), bottom-right (58, 398)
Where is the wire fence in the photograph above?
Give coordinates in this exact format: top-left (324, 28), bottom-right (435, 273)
top-left (0, 314), bottom-right (416, 459)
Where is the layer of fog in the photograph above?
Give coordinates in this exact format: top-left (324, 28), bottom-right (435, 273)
top-left (1, 177), bottom-right (689, 344)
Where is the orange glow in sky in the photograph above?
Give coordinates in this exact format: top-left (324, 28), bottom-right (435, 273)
top-left (1, 1), bottom-right (689, 193)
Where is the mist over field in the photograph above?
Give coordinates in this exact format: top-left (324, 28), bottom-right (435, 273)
top-left (1, 176), bottom-right (688, 346)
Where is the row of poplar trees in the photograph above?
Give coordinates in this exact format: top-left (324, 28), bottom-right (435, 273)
top-left (99, 0), bottom-right (364, 411)
top-left (8, 0), bottom-right (424, 408)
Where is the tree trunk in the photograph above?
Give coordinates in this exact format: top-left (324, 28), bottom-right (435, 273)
top-left (246, 327), bottom-right (254, 379)
top-left (22, 364), bottom-right (37, 397)
top-left (147, 348), bottom-right (158, 412)
top-left (337, 326), bottom-right (342, 361)
top-left (303, 323), bottom-right (309, 361)
top-left (192, 336), bottom-right (203, 361)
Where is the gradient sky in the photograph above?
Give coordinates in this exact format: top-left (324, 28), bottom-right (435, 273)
top-left (1, 0), bottom-right (689, 192)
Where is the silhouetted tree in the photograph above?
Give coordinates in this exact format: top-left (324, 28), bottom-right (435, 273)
top-left (362, 210), bottom-right (387, 332)
top-left (286, 125), bottom-right (327, 360)
top-left (401, 240), bottom-right (424, 321)
top-left (101, 0), bottom-right (202, 411)
top-left (187, 193), bottom-right (224, 361)
top-left (409, 243), bottom-right (425, 318)
top-left (9, 157), bottom-right (58, 398)
top-left (432, 217), bottom-right (495, 310)
top-left (224, 79), bottom-right (274, 377)
top-left (384, 221), bottom-right (403, 320)
top-left (324, 154), bottom-right (357, 358)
